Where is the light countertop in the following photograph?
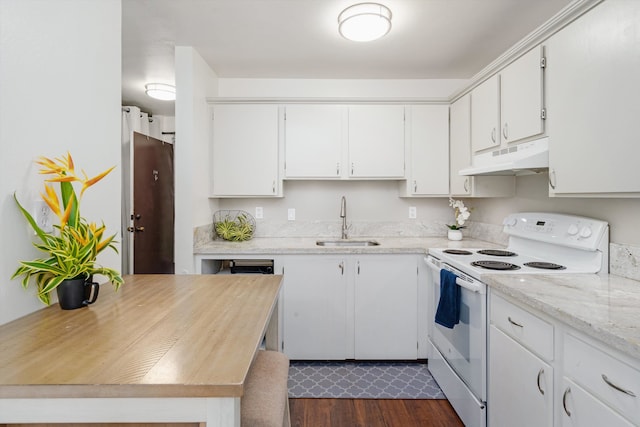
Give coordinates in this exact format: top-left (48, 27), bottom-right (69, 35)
top-left (485, 273), bottom-right (640, 360)
top-left (194, 236), bottom-right (499, 255)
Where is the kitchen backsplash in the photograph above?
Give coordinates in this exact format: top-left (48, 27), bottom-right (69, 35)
top-left (610, 243), bottom-right (640, 282)
top-left (195, 219), bottom-right (506, 245)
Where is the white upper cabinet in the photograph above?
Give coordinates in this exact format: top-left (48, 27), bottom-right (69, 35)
top-left (210, 104), bottom-right (282, 197)
top-left (400, 104), bottom-right (449, 196)
top-left (348, 105), bottom-right (405, 178)
top-left (471, 74), bottom-right (501, 153)
top-left (500, 45), bottom-right (545, 144)
top-left (450, 95), bottom-right (472, 195)
top-left (546, 0), bottom-right (640, 196)
top-left (284, 104), bottom-right (344, 179)
top-left (450, 94), bottom-right (515, 197)
top-left (471, 46), bottom-right (545, 154)
top-left (283, 104), bottom-right (405, 180)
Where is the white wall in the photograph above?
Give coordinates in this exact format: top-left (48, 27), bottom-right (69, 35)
top-left (219, 180), bottom-right (452, 224)
top-left (175, 47), bottom-right (219, 274)
top-left (218, 78), bottom-right (467, 99)
top-left (470, 173), bottom-right (640, 245)
top-left (0, 0), bottom-right (122, 324)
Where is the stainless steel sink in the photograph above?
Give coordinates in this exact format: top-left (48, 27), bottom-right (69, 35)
top-left (316, 240), bottom-right (380, 247)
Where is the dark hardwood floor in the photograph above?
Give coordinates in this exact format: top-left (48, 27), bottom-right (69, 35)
top-left (289, 398), bottom-right (464, 427)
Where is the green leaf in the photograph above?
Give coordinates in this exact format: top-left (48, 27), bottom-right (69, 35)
top-left (13, 192), bottom-right (48, 242)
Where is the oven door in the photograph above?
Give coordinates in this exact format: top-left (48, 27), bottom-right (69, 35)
top-left (426, 256), bottom-right (487, 402)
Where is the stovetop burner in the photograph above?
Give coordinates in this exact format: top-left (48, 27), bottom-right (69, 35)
top-left (471, 260), bottom-right (521, 270)
top-left (524, 262), bottom-right (566, 270)
top-left (443, 249), bottom-right (473, 255)
top-left (476, 249), bottom-right (517, 257)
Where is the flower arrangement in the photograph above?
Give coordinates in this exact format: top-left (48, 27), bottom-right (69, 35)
top-left (11, 152), bottom-right (124, 305)
top-left (447, 197), bottom-right (471, 230)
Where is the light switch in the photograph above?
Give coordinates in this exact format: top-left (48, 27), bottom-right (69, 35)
top-left (287, 208), bottom-right (296, 221)
top-left (409, 206), bottom-right (417, 219)
top-left (255, 207), bottom-right (263, 219)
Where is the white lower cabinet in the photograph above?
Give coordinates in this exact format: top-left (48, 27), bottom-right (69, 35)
top-left (562, 333), bottom-right (639, 426)
top-left (282, 254), bottom-right (418, 360)
top-left (354, 256), bottom-right (417, 359)
top-left (282, 256), bottom-right (348, 359)
top-left (561, 379), bottom-right (634, 427)
top-left (489, 291), bottom-right (640, 427)
top-left (489, 325), bottom-right (553, 427)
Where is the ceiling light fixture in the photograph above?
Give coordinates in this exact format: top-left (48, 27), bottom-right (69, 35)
top-left (145, 83), bottom-right (176, 101)
top-left (338, 2), bottom-right (392, 42)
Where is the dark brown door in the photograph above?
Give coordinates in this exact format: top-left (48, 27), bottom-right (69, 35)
top-left (132, 132), bottom-right (174, 274)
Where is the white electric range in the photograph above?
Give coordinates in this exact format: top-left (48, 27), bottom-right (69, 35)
top-left (425, 212), bottom-right (609, 427)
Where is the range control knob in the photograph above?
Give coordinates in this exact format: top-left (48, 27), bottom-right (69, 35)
top-left (504, 217), bottom-right (517, 227)
top-left (579, 226), bottom-right (593, 238)
top-left (567, 224), bottom-right (579, 235)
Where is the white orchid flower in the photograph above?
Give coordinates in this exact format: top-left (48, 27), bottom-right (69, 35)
top-left (447, 197), bottom-right (471, 230)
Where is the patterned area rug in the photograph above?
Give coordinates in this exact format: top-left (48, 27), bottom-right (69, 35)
top-left (288, 361), bottom-right (445, 399)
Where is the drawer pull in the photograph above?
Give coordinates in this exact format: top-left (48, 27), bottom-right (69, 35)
top-left (508, 316), bottom-right (523, 328)
top-left (562, 387), bottom-right (572, 417)
top-left (601, 374), bottom-right (637, 397)
top-left (536, 368), bottom-right (545, 395)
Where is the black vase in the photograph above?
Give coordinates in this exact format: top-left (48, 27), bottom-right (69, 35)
top-left (56, 275), bottom-right (100, 310)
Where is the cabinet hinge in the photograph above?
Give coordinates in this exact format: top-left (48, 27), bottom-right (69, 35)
top-left (540, 57), bottom-right (547, 68)
top-left (541, 108), bottom-right (547, 120)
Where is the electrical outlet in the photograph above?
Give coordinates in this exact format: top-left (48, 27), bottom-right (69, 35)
top-left (288, 208), bottom-right (296, 221)
top-left (255, 207), bottom-right (264, 219)
top-left (409, 206), bottom-right (417, 219)
top-left (34, 200), bottom-right (53, 232)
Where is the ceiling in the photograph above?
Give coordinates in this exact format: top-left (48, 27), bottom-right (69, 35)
top-left (122, 0), bottom-right (573, 116)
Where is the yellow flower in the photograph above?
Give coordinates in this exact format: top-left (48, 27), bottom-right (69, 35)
top-left (80, 165), bottom-right (116, 197)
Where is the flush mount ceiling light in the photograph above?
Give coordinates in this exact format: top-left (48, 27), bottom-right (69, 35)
top-left (338, 2), bottom-right (392, 42)
top-left (145, 83), bottom-right (176, 101)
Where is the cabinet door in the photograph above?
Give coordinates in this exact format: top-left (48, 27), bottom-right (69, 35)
top-left (489, 326), bottom-right (553, 427)
top-left (211, 104), bottom-right (280, 197)
top-left (284, 105), bottom-right (344, 179)
top-left (546, 1), bottom-right (640, 195)
top-left (354, 255), bottom-right (417, 359)
top-left (282, 256), bottom-right (347, 359)
top-left (500, 46), bottom-right (544, 145)
top-left (471, 74), bottom-right (500, 153)
top-left (450, 95), bottom-right (472, 196)
top-left (450, 95), bottom-right (515, 197)
top-left (348, 105), bottom-right (405, 178)
top-left (561, 379), bottom-right (634, 427)
top-left (407, 105), bottom-right (449, 195)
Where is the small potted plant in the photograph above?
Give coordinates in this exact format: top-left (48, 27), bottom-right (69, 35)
top-left (11, 152), bottom-right (123, 309)
top-left (447, 197), bottom-right (471, 241)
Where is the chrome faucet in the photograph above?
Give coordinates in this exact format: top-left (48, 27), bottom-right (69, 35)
top-left (340, 196), bottom-right (348, 239)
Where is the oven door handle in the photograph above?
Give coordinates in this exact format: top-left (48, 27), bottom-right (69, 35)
top-left (425, 257), bottom-right (484, 293)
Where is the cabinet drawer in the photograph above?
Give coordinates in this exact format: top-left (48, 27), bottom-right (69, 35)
top-left (490, 293), bottom-right (554, 360)
top-left (564, 333), bottom-right (640, 422)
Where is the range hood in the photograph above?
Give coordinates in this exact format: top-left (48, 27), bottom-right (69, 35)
top-left (458, 137), bottom-right (549, 176)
